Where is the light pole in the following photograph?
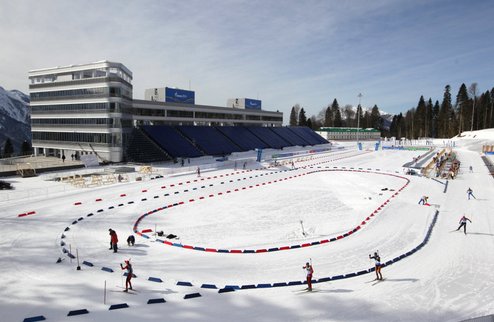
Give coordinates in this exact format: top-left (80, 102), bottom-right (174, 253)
top-left (357, 93), bottom-right (363, 144)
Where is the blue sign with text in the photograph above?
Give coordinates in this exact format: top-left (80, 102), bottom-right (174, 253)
top-left (165, 87), bottom-right (195, 104)
top-left (245, 98), bottom-right (262, 110)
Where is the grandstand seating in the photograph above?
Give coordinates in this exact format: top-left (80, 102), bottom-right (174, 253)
top-left (125, 128), bottom-right (172, 162)
top-left (129, 126), bottom-right (328, 161)
top-left (141, 126), bottom-right (203, 158)
top-left (177, 126), bottom-right (242, 156)
top-left (270, 127), bottom-right (309, 146)
top-left (288, 127), bottom-right (328, 145)
top-left (216, 126), bottom-right (269, 151)
top-left (247, 127), bottom-right (291, 149)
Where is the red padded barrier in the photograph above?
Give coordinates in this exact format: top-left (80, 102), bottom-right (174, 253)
top-left (205, 248), bottom-right (217, 252)
top-left (230, 250), bottom-right (242, 253)
top-left (120, 194), bottom-right (126, 197)
top-left (96, 198), bottom-right (102, 202)
top-left (279, 246), bottom-right (290, 250)
top-left (141, 229), bottom-right (153, 233)
top-left (74, 202), bottom-right (82, 205)
top-left (189, 199), bottom-right (195, 202)
top-left (256, 249), bottom-right (267, 253)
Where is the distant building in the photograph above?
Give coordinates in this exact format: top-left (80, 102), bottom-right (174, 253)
top-left (29, 61), bottom-right (283, 163)
top-left (316, 127), bottom-right (381, 141)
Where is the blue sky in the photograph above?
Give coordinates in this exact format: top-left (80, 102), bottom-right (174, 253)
top-left (1, 0), bottom-right (493, 122)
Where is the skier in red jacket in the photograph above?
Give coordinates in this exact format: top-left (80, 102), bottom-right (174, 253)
top-left (109, 229), bottom-right (118, 253)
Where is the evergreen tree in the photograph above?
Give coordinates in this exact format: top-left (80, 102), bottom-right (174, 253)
top-left (426, 99), bottom-right (433, 137)
top-left (414, 96), bottom-right (426, 138)
top-left (324, 105), bottom-right (332, 127)
top-left (289, 106), bottom-right (298, 126)
top-left (330, 99), bottom-right (340, 127)
top-left (455, 83), bottom-right (469, 135)
top-left (3, 138), bottom-right (14, 158)
top-left (307, 117), bottom-right (313, 129)
top-left (439, 85), bottom-right (452, 137)
top-left (431, 100), bottom-right (440, 138)
top-left (370, 105), bottom-right (381, 130)
top-left (298, 108), bottom-right (308, 126)
top-left (333, 106), bottom-right (343, 127)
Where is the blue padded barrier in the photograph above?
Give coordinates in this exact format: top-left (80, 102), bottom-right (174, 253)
top-left (77, 217), bottom-right (84, 221)
top-left (273, 282), bottom-right (288, 287)
top-left (184, 293), bottom-right (202, 299)
top-left (268, 248), bottom-right (279, 252)
top-left (218, 287), bottom-right (235, 293)
top-left (118, 204), bottom-right (124, 207)
top-left (256, 284), bottom-right (272, 288)
top-left (201, 284), bottom-right (217, 289)
top-left (290, 245), bottom-right (301, 249)
top-left (147, 298), bottom-right (166, 304)
top-left (288, 281), bottom-right (303, 286)
top-left (356, 270), bottom-right (368, 276)
top-left (87, 213), bottom-right (93, 217)
top-left (317, 277), bottom-right (331, 283)
top-left (109, 206), bottom-right (114, 209)
top-left (241, 284), bottom-right (256, 289)
top-left (60, 241), bottom-right (65, 246)
top-left (177, 281), bottom-right (193, 287)
top-left (109, 303), bottom-right (129, 310)
top-left (217, 249), bottom-right (229, 253)
top-left (61, 234), bottom-right (65, 239)
top-left (225, 285), bottom-right (240, 289)
top-left (311, 241), bottom-right (320, 246)
top-left (64, 227), bottom-right (70, 232)
top-left (332, 275), bottom-right (344, 280)
top-left (97, 209), bottom-right (103, 213)
top-left (67, 253), bottom-right (76, 259)
top-left (72, 221), bottom-right (77, 225)
top-left (82, 261), bottom-right (94, 267)
top-left (128, 201), bottom-right (134, 204)
top-left (148, 277), bottom-right (163, 283)
top-left (101, 267), bottom-right (114, 273)
top-left (23, 316), bottom-right (46, 322)
top-left (67, 309), bottom-right (89, 316)
top-left (141, 198), bottom-right (147, 201)
top-left (243, 250), bottom-right (255, 253)
top-left (344, 273), bottom-right (356, 278)
top-left (194, 247), bottom-right (205, 251)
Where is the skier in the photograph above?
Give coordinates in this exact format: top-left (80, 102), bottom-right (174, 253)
top-left (109, 229), bottom-right (118, 253)
top-left (197, 167), bottom-right (201, 177)
top-left (467, 188), bottom-right (476, 200)
top-left (469, 165), bottom-right (473, 173)
top-left (456, 215), bottom-right (472, 235)
top-left (418, 196), bottom-right (428, 205)
top-left (302, 262), bottom-right (314, 291)
top-left (120, 259), bottom-right (133, 292)
top-left (369, 252), bottom-right (383, 280)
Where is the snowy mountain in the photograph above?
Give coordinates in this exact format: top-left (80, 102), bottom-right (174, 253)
top-left (0, 86), bottom-right (31, 154)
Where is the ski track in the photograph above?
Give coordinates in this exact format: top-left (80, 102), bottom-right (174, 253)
top-left (1, 140), bottom-right (493, 321)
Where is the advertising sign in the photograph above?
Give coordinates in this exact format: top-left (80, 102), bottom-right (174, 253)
top-left (165, 87), bottom-right (195, 104)
top-left (244, 98), bottom-right (262, 110)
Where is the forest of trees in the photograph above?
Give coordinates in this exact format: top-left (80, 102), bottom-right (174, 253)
top-left (289, 83), bottom-right (494, 139)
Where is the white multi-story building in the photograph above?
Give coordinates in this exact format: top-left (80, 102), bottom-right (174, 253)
top-left (29, 61), bottom-right (283, 163)
top-left (29, 61), bottom-right (133, 162)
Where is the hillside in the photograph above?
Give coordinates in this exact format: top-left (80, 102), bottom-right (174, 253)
top-left (0, 86), bottom-right (31, 154)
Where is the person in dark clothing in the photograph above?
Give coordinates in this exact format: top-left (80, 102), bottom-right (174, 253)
top-left (456, 215), bottom-right (472, 234)
top-left (127, 235), bottom-right (135, 246)
top-left (369, 252), bottom-right (383, 280)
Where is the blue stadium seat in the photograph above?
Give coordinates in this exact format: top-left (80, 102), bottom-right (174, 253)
top-left (247, 127), bottom-right (290, 149)
top-left (216, 126), bottom-right (269, 150)
top-left (142, 126), bottom-right (203, 158)
top-left (178, 126), bottom-right (242, 155)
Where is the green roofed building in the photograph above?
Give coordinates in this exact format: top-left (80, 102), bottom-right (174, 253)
top-left (316, 127), bottom-right (381, 141)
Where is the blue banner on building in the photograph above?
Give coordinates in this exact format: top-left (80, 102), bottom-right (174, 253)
top-left (165, 87), bottom-right (195, 104)
top-left (245, 98), bottom-right (262, 110)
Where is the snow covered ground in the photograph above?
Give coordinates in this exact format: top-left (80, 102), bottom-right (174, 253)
top-left (1, 131), bottom-right (494, 322)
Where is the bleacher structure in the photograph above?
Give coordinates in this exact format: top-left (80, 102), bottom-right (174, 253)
top-left (125, 125), bottom-right (328, 162)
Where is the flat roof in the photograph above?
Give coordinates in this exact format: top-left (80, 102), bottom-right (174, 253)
top-left (28, 61), bottom-right (133, 77)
